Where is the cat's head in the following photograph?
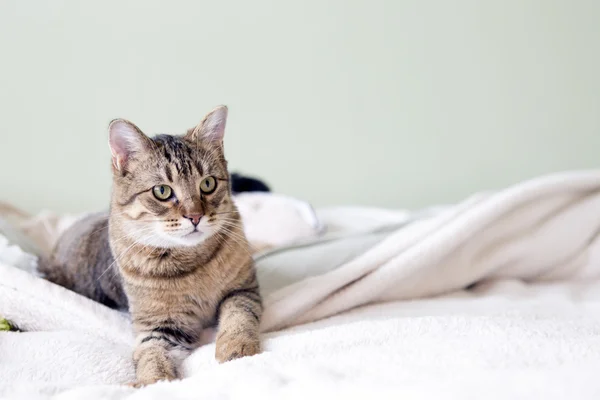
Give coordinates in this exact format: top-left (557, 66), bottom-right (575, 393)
top-left (108, 106), bottom-right (237, 248)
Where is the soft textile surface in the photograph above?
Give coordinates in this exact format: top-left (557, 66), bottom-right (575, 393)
top-left (2, 170), bottom-right (600, 398)
top-left (3, 278), bottom-right (600, 399)
top-left (259, 170), bottom-right (600, 330)
top-left (0, 235), bottom-right (37, 276)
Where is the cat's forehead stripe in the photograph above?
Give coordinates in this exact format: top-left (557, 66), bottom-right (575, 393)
top-left (165, 166), bottom-right (173, 182)
top-left (152, 134), bottom-right (202, 177)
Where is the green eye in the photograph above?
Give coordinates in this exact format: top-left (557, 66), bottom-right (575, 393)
top-left (152, 185), bottom-right (173, 200)
top-left (200, 176), bottom-right (217, 194)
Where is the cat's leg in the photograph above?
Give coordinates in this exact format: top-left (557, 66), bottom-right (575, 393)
top-left (131, 330), bottom-right (191, 387)
top-left (215, 285), bottom-right (263, 363)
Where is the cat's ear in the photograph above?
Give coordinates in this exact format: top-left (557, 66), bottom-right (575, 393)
top-left (108, 119), bottom-right (151, 172)
top-left (186, 105), bottom-right (228, 144)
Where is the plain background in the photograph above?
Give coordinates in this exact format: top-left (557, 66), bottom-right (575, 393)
top-left (1, 0), bottom-right (598, 213)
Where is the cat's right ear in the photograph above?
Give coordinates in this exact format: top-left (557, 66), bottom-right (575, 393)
top-left (108, 119), bottom-right (150, 172)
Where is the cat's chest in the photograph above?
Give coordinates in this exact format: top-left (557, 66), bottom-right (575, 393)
top-left (124, 258), bottom-right (232, 315)
top-left (115, 239), bottom-right (241, 324)
top-left (184, 291), bottom-right (223, 325)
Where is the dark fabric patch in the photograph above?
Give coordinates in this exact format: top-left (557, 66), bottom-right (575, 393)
top-left (230, 173), bottom-right (270, 193)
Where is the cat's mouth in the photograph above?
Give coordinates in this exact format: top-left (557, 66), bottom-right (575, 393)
top-left (185, 230), bottom-right (204, 238)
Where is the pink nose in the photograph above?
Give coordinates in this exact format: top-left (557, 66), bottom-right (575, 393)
top-left (184, 214), bottom-right (203, 226)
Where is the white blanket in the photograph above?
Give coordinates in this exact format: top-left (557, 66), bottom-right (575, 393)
top-left (260, 170), bottom-right (600, 330)
top-left (2, 170), bottom-right (600, 398)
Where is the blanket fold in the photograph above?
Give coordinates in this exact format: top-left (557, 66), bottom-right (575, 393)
top-left (261, 171), bottom-right (600, 330)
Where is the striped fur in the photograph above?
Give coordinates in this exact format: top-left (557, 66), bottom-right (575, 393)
top-left (40, 106), bottom-right (262, 387)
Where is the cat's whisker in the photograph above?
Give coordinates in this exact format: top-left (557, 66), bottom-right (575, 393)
top-left (217, 227), bottom-right (244, 242)
top-left (86, 223), bottom-right (110, 236)
top-left (218, 222), bottom-right (251, 242)
top-left (97, 228), bottom-right (159, 284)
top-left (216, 230), bottom-right (255, 257)
top-left (217, 218), bottom-right (245, 231)
top-left (218, 220), bottom-right (245, 233)
top-left (220, 233), bottom-right (252, 253)
top-left (108, 226), bottom-right (156, 247)
top-left (216, 225), bottom-right (254, 256)
top-left (120, 237), bottom-right (152, 271)
top-left (104, 231), bottom-right (160, 283)
top-left (93, 240), bottom-right (138, 285)
top-left (218, 220), bottom-right (248, 233)
top-left (219, 216), bottom-right (241, 222)
top-left (218, 226), bottom-right (248, 242)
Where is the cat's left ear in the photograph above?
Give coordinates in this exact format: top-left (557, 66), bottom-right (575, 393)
top-left (186, 105), bottom-right (228, 144)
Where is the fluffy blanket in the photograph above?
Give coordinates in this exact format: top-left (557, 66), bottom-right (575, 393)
top-left (260, 170), bottom-right (600, 330)
top-left (2, 171), bottom-right (600, 399)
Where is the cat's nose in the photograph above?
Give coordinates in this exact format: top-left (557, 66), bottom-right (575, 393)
top-left (184, 214), bottom-right (203, 226)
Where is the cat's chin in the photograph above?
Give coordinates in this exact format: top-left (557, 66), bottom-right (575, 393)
top-left (176, 231), bottom-right (208, 247)
top-left (165, 232), bottom-right (211, 248)
top-left (132, 231), bottom-right (211, 248)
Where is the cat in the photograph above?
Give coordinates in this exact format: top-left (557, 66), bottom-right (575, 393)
top-left (39, 106), bottom-right (262, 387)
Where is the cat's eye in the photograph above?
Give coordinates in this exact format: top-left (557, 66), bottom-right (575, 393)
top-left (200, 176), bottom-right (217, 194)
top-left (152, 185), bottom-right (173, 201)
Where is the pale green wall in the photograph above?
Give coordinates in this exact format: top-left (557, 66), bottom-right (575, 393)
top-left (1, 0), bottom-right (599, 213)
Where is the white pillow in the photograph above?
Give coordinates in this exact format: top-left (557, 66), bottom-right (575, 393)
top-left (233, 192), bottom-right (323, 252)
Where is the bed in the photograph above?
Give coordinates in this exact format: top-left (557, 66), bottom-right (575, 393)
top-left (2, 170), bottom-right (600, 399)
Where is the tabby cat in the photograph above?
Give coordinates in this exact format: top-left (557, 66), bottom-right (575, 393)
top-left (39, 106), bottom-right (262, 386)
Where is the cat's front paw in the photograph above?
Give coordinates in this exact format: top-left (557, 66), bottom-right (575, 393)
top-left (215, 334), bottom-right (261, 363)
top-left (127, 373), bottom-right (177, 388)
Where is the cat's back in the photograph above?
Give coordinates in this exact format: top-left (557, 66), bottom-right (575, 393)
top-left (39, 212), bottom-right (128, 309)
